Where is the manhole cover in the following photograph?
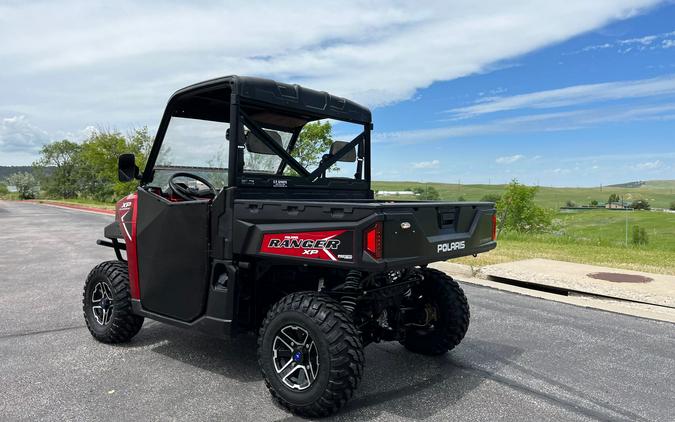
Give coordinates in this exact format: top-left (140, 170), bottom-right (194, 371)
top-left (587, 272), bottom-right (653, 283)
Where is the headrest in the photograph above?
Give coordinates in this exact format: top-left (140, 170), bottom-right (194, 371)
top-left (246, 130), bottom-right (283, 155)
top-left (329, 141), bottom-right (356, 162)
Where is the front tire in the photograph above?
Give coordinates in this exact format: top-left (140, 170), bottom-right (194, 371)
top-left (258, 292), bottom-right (364, 418)
top-left (83, 260), bottom-right (144, 343)
top-left (400, 268), bottom-right (470, 355)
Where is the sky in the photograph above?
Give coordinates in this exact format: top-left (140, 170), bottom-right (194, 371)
top-left (1, 0), bottom-right (674, 186)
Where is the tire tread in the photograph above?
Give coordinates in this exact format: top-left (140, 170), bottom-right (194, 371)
top-left (400, 268), bottom-right (470, 355)
top-left (82, 260), bottom-right (143, 343)
top-left (257, 291), bottom-right (364, 417)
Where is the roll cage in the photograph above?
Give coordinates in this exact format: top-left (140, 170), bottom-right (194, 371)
top-left (141, 76), bottom-right (373, 192)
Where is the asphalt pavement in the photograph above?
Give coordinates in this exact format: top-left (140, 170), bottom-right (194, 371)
top-left (1, 200), bottom-right (674, 421)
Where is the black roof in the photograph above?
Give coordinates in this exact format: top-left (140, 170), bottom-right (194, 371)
top-left (169, 75), bottom-right (371, 125)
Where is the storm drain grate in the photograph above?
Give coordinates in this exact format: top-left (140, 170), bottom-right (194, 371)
top-left (587, 272), bottom-right (653, 283)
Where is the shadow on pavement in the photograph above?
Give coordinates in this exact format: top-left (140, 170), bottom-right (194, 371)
top-left (118, 322), bottom-right (262, 383)
top-left (334, 339), bottom-right (524, 420)
top-left (121, 322), bottom-right (525, 420)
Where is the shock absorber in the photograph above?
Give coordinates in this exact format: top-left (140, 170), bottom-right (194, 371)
top-left (340, 270), bottom-right (362, 313)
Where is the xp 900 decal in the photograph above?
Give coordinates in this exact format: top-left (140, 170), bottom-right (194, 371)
top-left (260, 230), bottom-right (354, 262)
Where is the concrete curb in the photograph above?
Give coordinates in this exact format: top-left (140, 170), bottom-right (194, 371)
top-left (28, 200), bottom-right (115, 216)
top-left (430, 261), bottom-right (675, 324)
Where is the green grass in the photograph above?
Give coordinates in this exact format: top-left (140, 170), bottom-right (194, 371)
top-left (373, 179), bottom-right (675, 209)
top-left (455, 209), bottom-right (675, 275)
top-left (558, 209), bottom-right (675, 250)
top-left (455, 237), bottom-right (675, 275)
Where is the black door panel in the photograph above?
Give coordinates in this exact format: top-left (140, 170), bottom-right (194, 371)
top-left (136, 189), bottom-right (209, 321)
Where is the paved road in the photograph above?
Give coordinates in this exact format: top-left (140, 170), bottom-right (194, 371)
top-left (1, 200), bottom-right (674, 421)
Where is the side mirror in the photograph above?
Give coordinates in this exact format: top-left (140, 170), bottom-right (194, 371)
top-left (118, 153), bottom-right (140, 182)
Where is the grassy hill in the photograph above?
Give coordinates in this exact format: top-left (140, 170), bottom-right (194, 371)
top-left (373, 180), bottom-right (675, 209)
top-left (0, 166), bottom-right (34, 180)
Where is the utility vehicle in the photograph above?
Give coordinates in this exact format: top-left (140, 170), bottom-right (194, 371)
top-left (83, 76), bottom-right (496, 417)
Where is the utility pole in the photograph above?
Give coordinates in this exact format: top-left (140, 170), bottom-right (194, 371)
top-left (625, 206), bottom-right (628, 246)
top-left (623, 194), bottom-right (631, 247)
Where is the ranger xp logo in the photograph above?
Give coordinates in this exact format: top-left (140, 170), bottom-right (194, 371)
top-left (261, 230), bottom-right (353, 262)
top-left (268, 237), bottom-right (341, 251)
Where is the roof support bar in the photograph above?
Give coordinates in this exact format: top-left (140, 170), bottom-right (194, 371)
top-left (239, 109), bottom-right (310, 177)
top-left (307, 133), bottom-right (364, 181)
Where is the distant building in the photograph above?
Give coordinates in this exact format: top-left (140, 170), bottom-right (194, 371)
top-left (376, 191), bottom-right (417, 196)
top-left (606, 202), bottom-right (628, 209)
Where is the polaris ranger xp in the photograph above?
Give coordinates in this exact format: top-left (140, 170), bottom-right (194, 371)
top-left (84, 76), bottom-right (497, 417)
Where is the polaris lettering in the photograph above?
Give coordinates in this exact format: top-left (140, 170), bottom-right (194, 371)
top-left (437, 241), bottom-right (465, 253)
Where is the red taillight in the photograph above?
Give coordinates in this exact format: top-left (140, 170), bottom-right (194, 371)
top-left (364, 222), bottom-right (383, 260)
top-left (491, 213), bottom-right (497, 241)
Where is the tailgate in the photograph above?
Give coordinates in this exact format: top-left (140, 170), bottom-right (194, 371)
top-left (379, 202), bottom-right (496, 265)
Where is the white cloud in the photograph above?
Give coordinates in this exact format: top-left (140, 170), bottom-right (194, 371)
top-left (0, 115), bottom-right (49, 153)
top-left (495, 154), bottom-right (525, 164)
top-left (0, 0), bottom-right (661, 162)
top-left (411, 159), bottom-right (440, 169)
top-left (374, 102), bottom-right (675, 145)
top-left (575, 29), bottom-right (675, 54)
top-left (446, 74), bottom-right (675, 118)
top-left (634, 160), bottom-right (663, 169)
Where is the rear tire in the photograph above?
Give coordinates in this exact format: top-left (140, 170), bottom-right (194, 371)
top-left (400, 268), bottom-right (470, 355)
top-left (258, 292), bottom-right (364, 418)
top-left (83, 260), bottom-right (144, 343)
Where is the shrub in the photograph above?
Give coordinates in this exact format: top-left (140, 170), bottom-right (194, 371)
top-left (630, 199), bottom-right (650, 210)
top-left (589, 199), bottom-right (598, 206)
top-left (411, 186), bottom-right (440, 200)
top-left (6, 172), bottom-right (38, 199)
top-left (670, 201), bottom-right (675, 211)
top-left (480, 193), bottom-right (501, 203)
top-left (631, 225), bottom-right (649, 245)
top-left (457, 195), bottom-right (466, 201)
top-left (565, 200), bottom-right (576, 207)
top-left (496, 180), bottom-right (553, 235)
top-left (0, 182), bottom-right (8, 196)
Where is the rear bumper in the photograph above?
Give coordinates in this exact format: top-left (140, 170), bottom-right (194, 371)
top-left (235, 201), bottom-right (496, 272)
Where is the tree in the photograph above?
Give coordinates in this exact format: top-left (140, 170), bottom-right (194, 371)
top-left (291, 121), bottom-right (334, 170)
top-left (480, 193), bottom-right (501, 203)
top-left (76, 128), bottom-right (153, 201)
top-left (670, 201), bottom-right (675, 211)
top-left (411, 186), bottom-right (440, 200)
top-left (608, 193), bottom-right (620, 204)
top-left (426, 187), bottom-right (440, 200)
top-left (589, 199), bottom-right (598, 207)
top-left (6, 172), bottom-right (38, 199)
top-left (33, 139), bottom-right (81, 198)
top-left (630, 199), bottom-right (650, 210)
top-left (496, 179), bottom-right (553, 235)
top-left (565, 200), bottom-right (576, 207)
top-left (0, 182), bottom-right (8, 196)
top-left (631, 225), bottom-right (649, 245)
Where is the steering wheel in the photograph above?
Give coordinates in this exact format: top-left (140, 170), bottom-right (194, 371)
top-left (168, 172), bottom-right (217, 201)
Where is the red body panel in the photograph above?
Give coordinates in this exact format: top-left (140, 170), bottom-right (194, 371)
top-left (116, 193), bottom-right (140, 299)
top-left (260, 230), bottom-right (354, 262)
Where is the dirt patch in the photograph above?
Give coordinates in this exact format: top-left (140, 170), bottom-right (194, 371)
top-left (588, 272), bottom-right (653, 283)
